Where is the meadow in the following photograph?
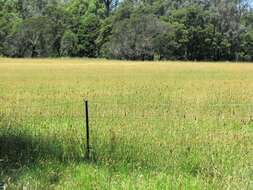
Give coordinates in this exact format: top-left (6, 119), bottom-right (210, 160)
top-left (0, 58), bottom-right (252, 190)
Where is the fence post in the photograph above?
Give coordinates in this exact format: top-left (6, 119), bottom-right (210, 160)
top-left (84, 99), bottom-right (90, 160)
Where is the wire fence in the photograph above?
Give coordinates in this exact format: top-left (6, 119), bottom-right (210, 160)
top-left (1, 100), bottom-right (253, 137)
top-left (1, 100), bottom-right (253, 132)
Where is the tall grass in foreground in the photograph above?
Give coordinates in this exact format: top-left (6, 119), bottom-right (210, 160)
top-left (1, 100), bottom-right (252, 189)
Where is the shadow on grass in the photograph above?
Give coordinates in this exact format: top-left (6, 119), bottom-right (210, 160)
top-left (0, 117), bottom-right (86, 185)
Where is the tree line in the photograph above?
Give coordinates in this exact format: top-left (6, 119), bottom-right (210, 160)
top-left (0, 0), bottom-right (252, 61)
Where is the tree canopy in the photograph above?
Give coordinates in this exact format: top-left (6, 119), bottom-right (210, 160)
top-left (0, 0), bottom-right (252, 61)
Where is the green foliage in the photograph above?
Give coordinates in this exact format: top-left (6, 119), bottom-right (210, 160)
top-left (44, 5), bottom-right (71, 56)
top-left (60, 30), bottom-right (78, 56)
top-left (0, 6), bottom-right (20, 56)
top-left (77, 14), bottom-right (101, 57)
top-left (4, 16), bottom-right (54, 57)
top-left (106, 14), bottom-right (172, 60)
top-left (0, 0), bottom-right (252, 61)
top-left (96, 18), bottom-right (113, 57)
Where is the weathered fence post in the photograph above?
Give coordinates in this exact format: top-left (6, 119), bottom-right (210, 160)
top-left (84, 99), bottom-right (90, 160)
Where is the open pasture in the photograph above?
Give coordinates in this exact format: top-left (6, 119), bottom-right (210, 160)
top-left (0, 58), bottom-right (253, 189)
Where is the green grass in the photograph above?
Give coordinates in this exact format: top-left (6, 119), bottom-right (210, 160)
top-left (0, 58), bottom-right (253, 189)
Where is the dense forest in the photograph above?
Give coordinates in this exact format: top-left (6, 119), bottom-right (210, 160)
top-left (0, 0), bottom-right (252, 61)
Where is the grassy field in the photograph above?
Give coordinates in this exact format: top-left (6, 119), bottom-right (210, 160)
top-left (0, 58), bottom-right (253, 190)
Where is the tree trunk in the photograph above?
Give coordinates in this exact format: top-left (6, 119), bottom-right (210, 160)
top-left (103, 0), bottom-right (111, 17)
